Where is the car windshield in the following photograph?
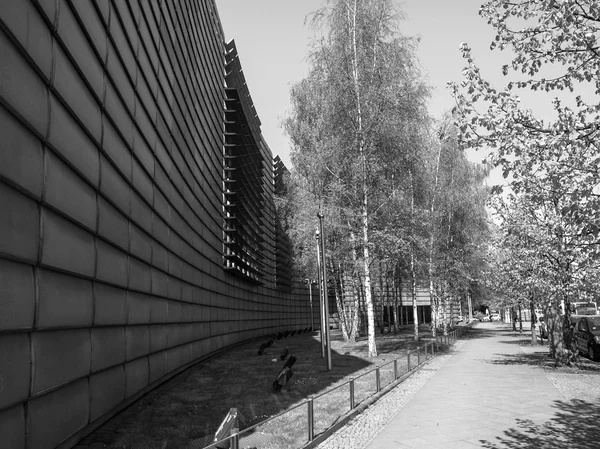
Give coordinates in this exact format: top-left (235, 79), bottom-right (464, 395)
top-left (588, 318), bottom-right (600, 330)
top-left (577, 306), bottom-right (597, 314)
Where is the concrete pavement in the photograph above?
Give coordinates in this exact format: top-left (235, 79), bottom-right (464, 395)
top-left (365, 322), bottom-right (572, 449)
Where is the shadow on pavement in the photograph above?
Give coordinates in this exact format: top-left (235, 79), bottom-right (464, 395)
top-left (486, 351), bottom-right (557, 368)
top-left (459, 327), bottom-right (495, 340)
top-left (497, 339), bottom-right (540, 346)
top-left (480, 399), bottom-right (600, 449)
top-left (488, 351), bottom-right (600, 372)
top-left (460, 324), bottom-right (519, 340)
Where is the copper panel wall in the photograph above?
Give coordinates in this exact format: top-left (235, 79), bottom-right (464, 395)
top-left (0, 1), bottom-right (313, 448)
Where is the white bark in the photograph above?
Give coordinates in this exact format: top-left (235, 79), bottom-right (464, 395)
top-left (347, 0), bottom-right (377, 357)
top-left (410, 169), bottom-right (419, 341)
top-left (429, 140), bottom-right (443, 337)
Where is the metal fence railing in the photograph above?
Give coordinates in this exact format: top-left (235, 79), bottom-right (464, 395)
top-left (203, 326), bottom-right (467, 449)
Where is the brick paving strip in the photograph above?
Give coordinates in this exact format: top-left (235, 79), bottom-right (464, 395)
top-left (314, 341), bottom-right (463, 449)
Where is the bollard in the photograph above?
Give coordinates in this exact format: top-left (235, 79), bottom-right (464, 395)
top-left (230, 429), bottom-right (239, 449)
top-left (307, 396), bottom-right (314, 442)
top-left (376, 367), bottom-right (381, 393)
top-left (393, 359), bottom-right (398, 380)
top-left (349, 379), bottom-right (355, 410)
top-left (417, 347), bottom-right (421, 366)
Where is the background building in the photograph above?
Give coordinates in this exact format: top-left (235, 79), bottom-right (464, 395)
top-left (0, 1), bottom-right (312, 448)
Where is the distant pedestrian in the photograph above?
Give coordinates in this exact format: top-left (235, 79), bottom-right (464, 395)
top-left (539, 318), bottom-right (548, 344)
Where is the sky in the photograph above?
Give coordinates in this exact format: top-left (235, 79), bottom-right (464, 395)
top-left (213, 1), bottom-right (514, 173)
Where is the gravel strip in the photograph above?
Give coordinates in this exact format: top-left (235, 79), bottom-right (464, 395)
top-left (546, 371), bottom-right (600, 403)
top-left (315, 341), bottom-right (465, 449)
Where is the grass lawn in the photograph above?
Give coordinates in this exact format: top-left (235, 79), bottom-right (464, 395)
top-left (81, 325), bottom-right (449, 449)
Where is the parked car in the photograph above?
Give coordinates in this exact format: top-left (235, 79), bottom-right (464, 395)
top-left (489, 311), bottom-right (501, 322)
top-left (571, 302), bottom-right (598, 316)
top-left (573, 316), bottom-right (600, 361)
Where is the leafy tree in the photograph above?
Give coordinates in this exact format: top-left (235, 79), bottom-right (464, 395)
top-left (426, 116), bottom-right (491, 336)
top-left (450, 0), bottom-right (600, 363)
top-left (284, 0), bottom-right (428, 356)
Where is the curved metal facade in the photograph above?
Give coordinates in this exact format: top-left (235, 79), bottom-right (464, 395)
top-left (0, 1), bottom-right (309, 448)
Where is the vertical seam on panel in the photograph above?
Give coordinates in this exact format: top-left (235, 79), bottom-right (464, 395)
top-left (124, 324), bottom-right (129, 362)
top-left (49, 34), bottom-right (56, 88)
top-left (86, 374), bottom-right (91, 427)
top-left (91, 282), bottom-right (96, 326)
top-left (126, 253), bottom-right (131, 315)
top-left (25, 331), bottom-right (32, 449)
top-left (53, 0), bottom-right (60, 32)
top-left (38, 141), bottom-right (48, 267)
top-left (96, 161), bottom-right (101, 236)
top-left (101, 66), bottom-right (108, 112)
top-left (44, 84), bottom-right (52, 143)
top-left (127, 216), bottom-right (133, 262)
top-left (93, 235), bottom-right (98, 281)
top-left (106, 0), bottom-right (111, 30)
top-left (32, 267), bottom-right (40, 331)
top-left (121, 363), bottom-right (126, 402)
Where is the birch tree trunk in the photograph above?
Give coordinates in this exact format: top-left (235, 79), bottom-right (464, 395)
top-left (346, 227), bottom-right (362, 342)
top-left (429, 141), bottom-right (443, 338)
top-left (387, 268), bottom-right (397, 334)
top-left (409, 169), bottom-right (419, 341)
top-left (346, 0), bottom-right (377, 356)
top-left (333, 260), bottom-right (350, 340)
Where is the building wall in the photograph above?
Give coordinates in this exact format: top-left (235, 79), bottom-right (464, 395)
top-left (0, 1), bottom-right (311, 448)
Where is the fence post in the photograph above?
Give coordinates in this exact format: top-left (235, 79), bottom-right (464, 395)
top-left (349, 379), bottom-right (355, 410)
top-left (376, 367), bottom-right (381, 393)
top-left (394, 359), bottom-right (398, 380)
top-left (307, 397), bottom-right (314, 442)
top-left (407, 352), bottom-right (411, 371)
top-left (417, 346), bottom-right (421, 366)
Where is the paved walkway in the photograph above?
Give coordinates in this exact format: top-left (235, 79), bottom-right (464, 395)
top-left (365, 322), bottom-right (571, 449)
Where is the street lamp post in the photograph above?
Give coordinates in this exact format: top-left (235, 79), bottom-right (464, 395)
top-left (315, 229), bottom-right (325, 358)
top-left (305, 278), bottom-right (316, 332)
top-left (317, 212), bottom-right (332, 371)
